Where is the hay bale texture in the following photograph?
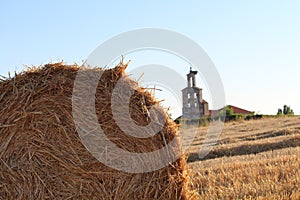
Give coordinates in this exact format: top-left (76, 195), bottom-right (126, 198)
top-left (0, 62), bottom-right (192, 199)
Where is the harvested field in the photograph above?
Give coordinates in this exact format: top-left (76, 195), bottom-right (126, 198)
top-left (187, 116), bottom-right (300, 199)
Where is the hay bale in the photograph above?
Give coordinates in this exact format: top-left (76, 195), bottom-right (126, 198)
top-left (0, 62), bottom-right (193, 199)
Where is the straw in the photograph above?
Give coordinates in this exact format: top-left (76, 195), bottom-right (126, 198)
top-left (0, 62), bottom-right (195, 199)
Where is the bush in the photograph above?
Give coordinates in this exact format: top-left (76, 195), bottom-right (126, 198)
top-left (226, 114), bottom-right (244, 122)
top-left (245, 114), bottom-right (263, 120)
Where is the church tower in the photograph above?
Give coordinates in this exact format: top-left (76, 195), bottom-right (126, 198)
top-left (182, 68), bottom-right (209, 119)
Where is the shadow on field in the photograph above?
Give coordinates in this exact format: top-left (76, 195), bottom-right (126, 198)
top-left (187, 136), bottom-right (300, 163)
top-left (241, 130), bottom-right (298, 141)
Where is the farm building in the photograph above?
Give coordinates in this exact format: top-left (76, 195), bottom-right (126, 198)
top-left (226, 105), bottom-right (254, 115)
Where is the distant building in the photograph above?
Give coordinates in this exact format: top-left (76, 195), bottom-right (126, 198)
top-left (227, 105), bottom-right (254, 115)
top-left (209, 105), bottom-right (254, 116)
top-left (181, 68), bottom-right (209, 119)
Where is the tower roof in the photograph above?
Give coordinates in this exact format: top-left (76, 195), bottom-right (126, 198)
top-left (187, 67), bottom-right (198, 75)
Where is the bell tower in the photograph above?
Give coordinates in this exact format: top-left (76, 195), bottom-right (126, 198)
top-left (182, 67), bottom-right (208, 119)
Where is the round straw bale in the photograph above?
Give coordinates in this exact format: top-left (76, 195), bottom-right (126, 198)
top-left (0, 62), bottom-right (194, 199)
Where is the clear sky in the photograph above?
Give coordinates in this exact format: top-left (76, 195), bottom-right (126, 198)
top-left (1, 1), bottom-right (299, 116)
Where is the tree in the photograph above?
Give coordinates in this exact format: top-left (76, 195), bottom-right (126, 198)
top-left (219, 106), bottom-right (234, 117)
top-left (277, 108), bottom-right (282, 115)
top-left (278, 105), bottom-right (294, 115)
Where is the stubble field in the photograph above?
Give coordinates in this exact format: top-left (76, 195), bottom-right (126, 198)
top-left (186, 116), bottom-right (300, 199)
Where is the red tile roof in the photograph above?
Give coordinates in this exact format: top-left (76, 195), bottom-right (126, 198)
top-left (209, 105), bottom-right (254, 116)
top-left (227, 105), bottom-right (254, 115)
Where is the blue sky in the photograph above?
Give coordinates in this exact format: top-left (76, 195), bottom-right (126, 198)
top-left (1, 1), bottom-right (299, 115)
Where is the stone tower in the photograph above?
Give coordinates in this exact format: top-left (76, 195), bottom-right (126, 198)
top-left (182, 68), bottom-right (209, 119)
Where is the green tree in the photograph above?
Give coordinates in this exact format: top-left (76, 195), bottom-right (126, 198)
top-left (277, 108), bottom-right (282, 115)
top-left (280, 105), bottom-right (294, 115)
top-left (219, 106), bottom-right (234, 117)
